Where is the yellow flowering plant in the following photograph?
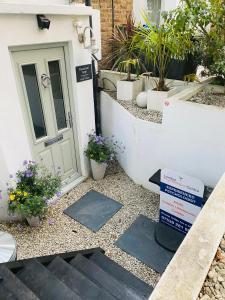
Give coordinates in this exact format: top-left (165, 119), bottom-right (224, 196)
top-left (8, 160), bottom-right (61, 218)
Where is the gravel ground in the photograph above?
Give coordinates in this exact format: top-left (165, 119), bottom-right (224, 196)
top-left (0, 163), bottom-right (160, 287)
top-left (198, 234), bottom-right (225, 300)
top-left (107, 91), bottom-right (163, 124)
top-left (188, 90), bottom-right (225, 108)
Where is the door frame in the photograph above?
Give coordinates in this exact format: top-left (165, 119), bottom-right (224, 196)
top-left (10, 42), bottom-right (82, 183)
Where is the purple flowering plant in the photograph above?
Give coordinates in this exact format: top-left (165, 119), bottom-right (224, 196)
top-left (8, 160), bottom-right (61, 218)
top-left (85, 132), bottom-right (122, 164)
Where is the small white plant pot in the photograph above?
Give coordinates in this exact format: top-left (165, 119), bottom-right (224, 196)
top-left (26, 216), bottom-right (41, 227)
top-left (117, 79), bottom-right (142, 101)
top-left (147, 88), bottom-right (176, 112)
top-left (136, 91), bottom-right (147, 108)
top-left (90, 159), bottom-right (107, 181)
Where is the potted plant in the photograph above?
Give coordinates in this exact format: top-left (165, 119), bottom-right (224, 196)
top-left (134, 14), bottom-right (191, 111)
top-left (85, 133), bottom-right (116, 181)
top-left (117, 58), bottom-right (142, 101)
top-left (107, 13), bottom-right (143, 101)
top-left (8, 160), bottom-right (61, 227)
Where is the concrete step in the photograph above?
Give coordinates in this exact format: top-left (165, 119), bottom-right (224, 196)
top-left (70, 254), bottom-right (145, 300)
top-left (48, 256), bottom-right (115, 300)
top-left (0, 265), bottom-right (39, 300)
top-left (17, 259), bottom-right (80, 300)
top-left (90, 251), bottom-right (153, 298)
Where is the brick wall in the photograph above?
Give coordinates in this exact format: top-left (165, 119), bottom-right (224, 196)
top-left (76, 0), bottom-right (133, 68)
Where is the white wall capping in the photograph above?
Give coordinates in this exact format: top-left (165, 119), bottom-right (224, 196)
top-left (0, 3), bottom-right (93, 16)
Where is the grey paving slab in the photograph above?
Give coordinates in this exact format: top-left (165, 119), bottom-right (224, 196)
top-left (115, 215), bottom-right (174, 274)
top-left (64, 190), bottom-right (123, 232)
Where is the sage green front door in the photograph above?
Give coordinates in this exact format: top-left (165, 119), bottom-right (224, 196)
top-left (13, 47), bottom-right (79, 184)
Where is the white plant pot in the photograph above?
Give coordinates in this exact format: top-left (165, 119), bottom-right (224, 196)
top-left (147, 88), bottom-right (176, 112)
top-left (117, 79), bottom-right (142, 101)
top-left (26, 216), bottom-right (41, 227)
top-left (90, 159), bottom-right (107, 181)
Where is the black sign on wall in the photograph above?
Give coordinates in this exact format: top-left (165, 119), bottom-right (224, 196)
top-left (76, 64), bottom-right (92, 82)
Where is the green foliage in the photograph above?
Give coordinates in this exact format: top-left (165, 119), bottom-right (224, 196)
top-left (171, 0), bottom-right (225, 80)
top-left (118, 59), bottom-right (140, 81)
top-left (85, 133), bottom-right (115, 164)
top-left (8, 161), bottom-right (61, 218)
top-left (11, 196), bottom-right (46, 218)
top-left (107, 13), bottom-right (141, 80)
top-left (134, 13), bottom-right (192, 91)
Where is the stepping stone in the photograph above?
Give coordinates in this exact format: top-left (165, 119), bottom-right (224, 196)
top-left (64, 190), bottom-right (123, 232)
top-left (115, 215), bottom-right (174, 274)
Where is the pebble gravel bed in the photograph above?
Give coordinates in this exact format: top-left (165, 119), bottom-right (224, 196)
top-left (0, 163), bottom-right (160, 287)
top-left (188, 90), bottom-right (225, 108)
top-left (198, 235), bottom-right (225, 300)
top-left (107, 91), bottom-right (163, 124)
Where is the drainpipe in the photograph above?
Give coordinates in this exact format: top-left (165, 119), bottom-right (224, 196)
top-left (85, 0), bottom-right (101, 135)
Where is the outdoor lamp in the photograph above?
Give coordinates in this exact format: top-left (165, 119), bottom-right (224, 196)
top-left (74, 22), bottom-right (99, 54)
top-left (37, 15), bottom-right (51, 30)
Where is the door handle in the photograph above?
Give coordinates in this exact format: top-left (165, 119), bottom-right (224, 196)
top-left (44, 134), bottom-right (63, 147)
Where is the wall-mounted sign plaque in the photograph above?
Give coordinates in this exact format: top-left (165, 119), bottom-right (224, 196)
top-left (76, 64), bottom-right (92, 82)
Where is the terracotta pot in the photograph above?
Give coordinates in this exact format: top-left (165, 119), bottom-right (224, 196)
top-left (90, 159), bottom-right (107, 181)
top-left (26, 216), bottom-right (41, 227)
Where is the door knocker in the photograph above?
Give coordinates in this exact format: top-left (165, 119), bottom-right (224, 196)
top-left (41, 74), bottom-right (51, 88)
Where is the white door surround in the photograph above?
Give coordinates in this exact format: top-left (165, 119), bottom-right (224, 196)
top-left (12, 45), bottom-right (80, 185)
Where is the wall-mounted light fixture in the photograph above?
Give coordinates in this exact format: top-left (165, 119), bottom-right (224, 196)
top-left (74, 22), bottom-right (99, 54)
top-left (37, 15), bottom-right (51, 30)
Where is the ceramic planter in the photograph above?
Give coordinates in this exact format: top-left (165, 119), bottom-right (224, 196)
top-left (147, 88), bottom-right (177, 112)
top-left (90, 159), bottom-right (107, 181)
top-left (117, 79), bottom-right (142, 101)
top-left (26, 216), bottom-right (41, 227)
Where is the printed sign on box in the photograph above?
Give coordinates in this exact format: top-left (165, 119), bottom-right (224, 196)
top-left (160, 169), bottom-right (204, 235)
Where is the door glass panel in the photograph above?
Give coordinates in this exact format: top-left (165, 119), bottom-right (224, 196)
top-left (22, 64), bottom-right (47, 139)
top-left (48, 60), bottom-right (67, 130)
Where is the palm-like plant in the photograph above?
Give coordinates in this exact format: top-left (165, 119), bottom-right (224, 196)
top-left (107, 13), bottom-right (140, 81)
top-left (134, 14), bottom-right (192, 91)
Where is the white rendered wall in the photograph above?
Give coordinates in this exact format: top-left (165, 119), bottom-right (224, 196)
top-left (0, 6), bottom-right (99, 220)
top-left (0, 0), bottom-right (78, 5)
top-left (133, 0), bottom-right (179, 24)
top-left (101, 92), bottom-right (225, 192)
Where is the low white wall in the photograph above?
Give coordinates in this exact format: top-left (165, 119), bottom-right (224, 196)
top-left (101, 91), bottom-right (225, 190)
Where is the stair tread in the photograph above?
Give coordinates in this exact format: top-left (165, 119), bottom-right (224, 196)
top-left (17, 259), bottom-right (80, 300)
top-left (70, 254), bottom-right (145, 300)
top-left (48, 256), bottom-right (115, 300)
top-left (0, 265), bottom-right (39, 300)
top-left (90, 252), bottom-right (153, 298)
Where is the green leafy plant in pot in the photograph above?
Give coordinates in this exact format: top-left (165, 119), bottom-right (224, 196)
top-left (85, 133), bottom-right (120, 181)
top-left (134, 13), bottom-right (192, 112)
top-left (8, 160), bottom-right (61, 227)
top-left (106, 13), bottom-right (143, 101)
